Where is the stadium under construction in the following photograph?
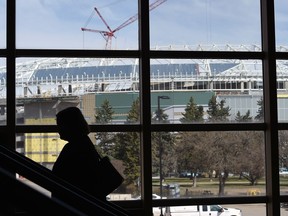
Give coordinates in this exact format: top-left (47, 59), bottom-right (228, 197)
top-left (1, 44), bottom-right (288, 167)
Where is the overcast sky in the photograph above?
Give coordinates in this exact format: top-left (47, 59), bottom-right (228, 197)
top-left (0, 0), bottom-right (287, 50)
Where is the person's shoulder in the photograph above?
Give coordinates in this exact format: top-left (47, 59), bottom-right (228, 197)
top-left (82, 136), bottom-right (95, 147)
top-left (60, 142), bottom-right (74, 153)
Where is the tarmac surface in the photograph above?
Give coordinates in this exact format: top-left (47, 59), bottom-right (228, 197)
top-left (22, 179), bottom-right (288, 215)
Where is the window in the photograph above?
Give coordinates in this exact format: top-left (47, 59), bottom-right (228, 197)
top-left (1, 1), bottom-right (287, 216)
top-left (0, 0), bottom-right (5, 49)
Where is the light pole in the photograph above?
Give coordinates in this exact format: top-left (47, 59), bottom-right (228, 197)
top-left (157, 96), bottom-right (170, 121)
top-left (157, 95), bottom-right (170, 216)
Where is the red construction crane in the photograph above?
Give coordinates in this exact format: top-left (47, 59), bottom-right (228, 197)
top-left (81, 0), bottom-right (167, 49)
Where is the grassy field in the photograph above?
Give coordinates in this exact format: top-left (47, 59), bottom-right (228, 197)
top-left (152, 176), bottom-right (288, 197)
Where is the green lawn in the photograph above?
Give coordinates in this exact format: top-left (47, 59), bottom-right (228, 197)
top-left (151, 176), bottom-right (288, 197)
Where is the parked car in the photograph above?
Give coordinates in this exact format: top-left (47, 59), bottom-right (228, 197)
top-left (179, 172), bottom-right (192, 178)
top-left (279, 167), bottom-right (288, 176)
top-left (159, 204), bottom-right (242, 216)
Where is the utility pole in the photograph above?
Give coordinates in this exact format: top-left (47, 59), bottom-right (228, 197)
top-left (157, 95), bottom-right (170, 216)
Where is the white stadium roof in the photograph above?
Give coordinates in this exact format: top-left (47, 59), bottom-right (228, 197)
top-left (0, 44), bottom-right (287, 98)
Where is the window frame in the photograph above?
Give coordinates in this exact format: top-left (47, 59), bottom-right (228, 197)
top-left (1, 0), bottom-right (288, 215)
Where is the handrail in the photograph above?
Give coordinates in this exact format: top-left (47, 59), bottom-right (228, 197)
top-left (0, 144), bottom-right (131, 216)
top-left (0, 166), bottom-right (87, 215)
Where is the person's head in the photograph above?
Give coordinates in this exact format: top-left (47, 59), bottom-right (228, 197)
top-left (56, 107), bottom-right (90, 141)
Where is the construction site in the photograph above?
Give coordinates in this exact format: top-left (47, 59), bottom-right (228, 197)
top-left (0, 0), bottom-right (287, 171)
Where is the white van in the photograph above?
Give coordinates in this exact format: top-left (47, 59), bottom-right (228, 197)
top-left (154, 205), bottom-right (242, 216)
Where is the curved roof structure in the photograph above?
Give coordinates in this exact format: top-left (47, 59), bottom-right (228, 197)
top-left (0, 44), bottom-right (287, 98)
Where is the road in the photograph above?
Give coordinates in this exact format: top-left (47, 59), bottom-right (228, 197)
top-left (21, 179), bottom-right (288, 215)
top-left (153, 204), bottom-right (288, 216)
top-left (225, 204), bottom-right (288, 216)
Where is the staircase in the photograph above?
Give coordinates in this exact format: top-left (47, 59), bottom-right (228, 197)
top-left (0, 145), bottom-right (131, 216)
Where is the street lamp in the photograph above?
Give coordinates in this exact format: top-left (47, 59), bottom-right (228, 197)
top-left (157, 95), bottom-right (170, 216)
top-left (157, 96), bottom-right (170, 122)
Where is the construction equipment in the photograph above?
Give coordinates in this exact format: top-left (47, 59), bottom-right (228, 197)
top-left (81, 0), bottom-right (167, 49)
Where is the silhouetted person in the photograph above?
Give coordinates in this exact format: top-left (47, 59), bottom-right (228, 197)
top-left (52, 107), bottom-right (103, 200)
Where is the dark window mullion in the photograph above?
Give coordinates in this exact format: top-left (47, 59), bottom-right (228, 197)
top-left (6, 0), bottom-right (16, 148)
top-left (261, 0), bottom-right (279, 216)
top-left (3, 0), bottom-right (282, 213)
top-left (139, 0), bottom-right (153, 215)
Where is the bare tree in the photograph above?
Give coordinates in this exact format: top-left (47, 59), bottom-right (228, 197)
top-left (279, 131), bottom-right (288, 168)
top-left (176, 132), bottom-right (210, 187)
top-left (235, 131), bottom-right (265, 185)
top-left (206, 132), bottom-right (240, 195)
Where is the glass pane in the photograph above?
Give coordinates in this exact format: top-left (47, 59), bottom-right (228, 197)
top-left (0, 58), bottom-right (6, 125)
top-left (152, 131), bottom-right (265, 199)
top-left (22, 131), bottom-right (64, 168)
top-left (0, 0), bottom-right (7, 49)
top-left (275, 1), bottom-right (288, 50)
top-left (279, 131), bottom-right (288, 196)
top-left (150, 0), bottom-right (261, 50)
top-left (0, 0), bottom-right (5, 48)
top-left (277, 60), bottom-right (288, 122)
top-left (15, 58), bottom-right (139, 125)
top-left (151, 59), bottom-right (263, 124)
top-left (20, 131), bottom-right (140, 200)
top-left (281, 203), bottom-right (288, 216)
top-left (109, 131), bottom-right (141, 200)
top-left (16, 1), bottom-right (138, 49)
